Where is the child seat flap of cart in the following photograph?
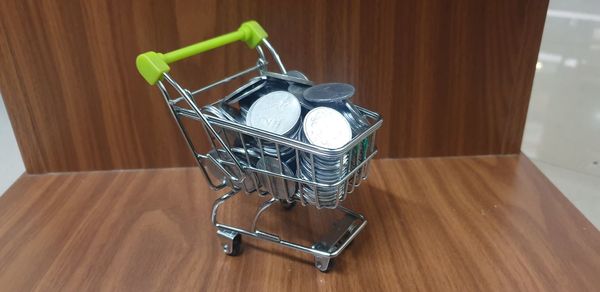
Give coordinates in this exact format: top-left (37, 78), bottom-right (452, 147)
top-left (136, 20), bottom-right (382, 272)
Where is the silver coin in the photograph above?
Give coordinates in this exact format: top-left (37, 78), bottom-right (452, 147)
top-left (300, 157), bottom-right (347, 174)
top-left (338, 105), bottom-right (370, 135)
top-left (257, 121), bottom-right (301, 157)
top-left (256, 156), bottom-right (297, 199)
top-left (288, 84), bottom-right (314, 110)
top-left (246, 91), bottom-right (301, 136)
top-left (218, 103), bottom-right (244, 123)
top-left (263, 71), bottom-right (314, 86)
top-left (223, 76), bottom-right (267, 105)
top-left (303, 107), bottom-right (352, 149)
top-left (298, 179), bottom-right (344, 206)
top-left (285, 70), bottom-right (309, 80)
top-left (344, 102), bottom-right (370, 127)
top-left (288, 83), bottom-right (306, 96)
top-left (299, 164), bottom-right (348, 184)
top-left (299, 107), bottom-right (352, 206)
top-left (261, 78), bottom-right (289, 92)
top-left (303, 83), bottom-right (355, 103)
top-left (201, 105), bottom-right (227, 120)
top-left (230, 147), bottom-right (262, 163)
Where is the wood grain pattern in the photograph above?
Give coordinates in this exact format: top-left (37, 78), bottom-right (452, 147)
top-left (0, 155), bottom-right (598, 291)
top-left (0, 0), bottom-right (549, 173)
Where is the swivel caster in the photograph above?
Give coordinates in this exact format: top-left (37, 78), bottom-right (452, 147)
top-left (312, 242), bottom-right (335, 272)
top-left (217, 229), bottom-right (242, 256)
top-left (314, 256), bottom-right (334, 272)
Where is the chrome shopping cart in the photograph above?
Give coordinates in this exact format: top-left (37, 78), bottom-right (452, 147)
top-left (136, 21), bottom-right (382, 272)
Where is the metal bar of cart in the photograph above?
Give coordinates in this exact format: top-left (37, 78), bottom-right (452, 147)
top-left (211, 189), bottom-right (367, 260)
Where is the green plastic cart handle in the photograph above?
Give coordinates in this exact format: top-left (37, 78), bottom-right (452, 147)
top-left (136, 20), bottom-right (268, 85)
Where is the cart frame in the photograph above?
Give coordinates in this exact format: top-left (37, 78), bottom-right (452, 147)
top-left (137, 21), bottom-right (382, 271)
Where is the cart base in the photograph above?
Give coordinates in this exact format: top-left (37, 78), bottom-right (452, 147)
top-left (211, 189), bottom-right (367, 272)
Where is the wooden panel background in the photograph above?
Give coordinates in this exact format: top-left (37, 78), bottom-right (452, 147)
top-left (0, 0), bottom-right (548, 173)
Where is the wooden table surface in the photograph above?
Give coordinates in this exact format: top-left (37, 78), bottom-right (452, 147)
top-left (0, 155), bottom-right (599, 291)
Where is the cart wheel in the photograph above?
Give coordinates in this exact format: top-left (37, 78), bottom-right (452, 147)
top-left (217, 230), bottom-right (242, 256)
top-left (279, 199), bottom-right (296, 210)
top-left (315, 257), bottom-right (334, 272)
top-left (228, 233), bottom-right (242, 256)
top-left (312, 242), bottom-right (334, 272)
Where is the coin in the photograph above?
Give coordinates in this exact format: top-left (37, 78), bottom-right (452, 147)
top-left (223, 76), bottom-right (266, 105)
top-left (288, 83), bottom-right (314, 110)
top-left (263, 71), bottom-right (314, 86)
top-left (246, 91), bottom-right (301, 136)
top-left (201, 105), bottom-right (227, 119)
top-left (285, 70), bottom-right (309, 80)
top-left (336, 103), bottom-right (370, 135)
top-left (218, 103), bottom-right (244, 123)
top-left (303, 83), bottom-right (355, 103)
top-left (256, 156), bottom-right (297, 199)
top-left (303, 107), bottom-right (352, 149)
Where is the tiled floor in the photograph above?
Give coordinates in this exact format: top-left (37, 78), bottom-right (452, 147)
top-left (0, 98), bottom-right (25, 195)
top-left (522, 0), bottom-right (600, 228)
top-left (533, 160), bottom-right (600, 222)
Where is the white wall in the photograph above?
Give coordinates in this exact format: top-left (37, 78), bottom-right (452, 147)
top-left (0, 96), bottom-right (25, 195)
top-left (522, 0), bottom-right (600, 227)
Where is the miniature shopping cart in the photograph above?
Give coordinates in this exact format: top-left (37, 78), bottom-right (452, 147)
top-left (136, 21), bottom-right (382, 272)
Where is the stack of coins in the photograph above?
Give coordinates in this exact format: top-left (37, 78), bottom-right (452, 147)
top-left (239, 76), bottom-right (294, 119)
top-left (299, 107), bottom-right (352, 206)
top-left (246, 90), bottom-right (302, 158)
top-left (256, 156), bottom-right (297, 199)
top-left (219, 72), bottom-right (373, 205)
top-left (303, 83), bottom-right (370, 135)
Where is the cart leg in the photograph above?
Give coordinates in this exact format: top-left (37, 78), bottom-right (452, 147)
top-left (314, 256), bottom-right (334, 272)
top-left (312, 242), bottom-right (335, 272)
top-left (217, 229), bottom-right (242, 256)
top-left (251, 198), bottom-right (278, 231)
